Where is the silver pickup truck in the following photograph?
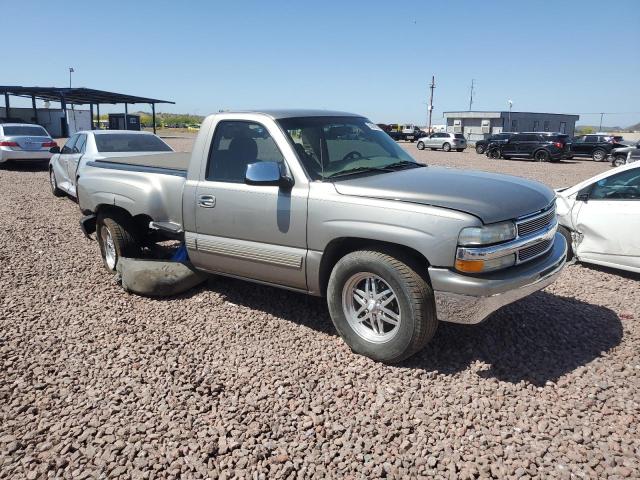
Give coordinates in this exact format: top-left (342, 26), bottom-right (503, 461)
top-left (76, 110), bottom-right (566, 363)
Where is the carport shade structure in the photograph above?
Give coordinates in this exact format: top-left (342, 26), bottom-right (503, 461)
top-left (0, 86), bottom-right (174, 135)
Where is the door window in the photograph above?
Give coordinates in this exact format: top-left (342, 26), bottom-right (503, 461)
top-left (573, 136), bottom-right (585, 143)
top-left (74, 134), bottom-right (87, 153)
top-left (61, 134), bottom-right (78, 154)
top-left (206, 121), bottom-right (285, 183)
top-left (589, 169), bottom-right (640, 200)
top-left (585, 135), bottom-right (599, 143)
top-left (519, 134), bottom-right (538, 141)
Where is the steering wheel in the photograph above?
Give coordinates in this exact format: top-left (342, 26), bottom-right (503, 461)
top-left (605, 187), bottom-right (639, 199)
top-left (341, 150), bottom-right (363, 162)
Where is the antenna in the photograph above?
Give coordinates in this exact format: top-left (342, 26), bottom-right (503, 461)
top-left (427, 75), bottom-right (435, 133)
top-left (469, 79), bottom-right (475, 111)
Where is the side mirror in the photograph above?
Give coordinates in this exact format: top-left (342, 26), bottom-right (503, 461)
top-left (576, 192), bottom-right (589, 202)
top-left (49, 145), bottom-right (61, 154)
top-left (245, 161), bottom-right (293, 189)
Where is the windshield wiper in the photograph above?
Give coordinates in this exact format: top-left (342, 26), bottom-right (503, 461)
top-left (326, 166), bottom-right (390, 179)
top-left (383, 160), bottom-right (425, 170)
top-left (326, 161), bottom-right (425, 179)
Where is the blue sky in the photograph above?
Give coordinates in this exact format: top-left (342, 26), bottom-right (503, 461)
top-left (3, 0), bottom-right (640, 127)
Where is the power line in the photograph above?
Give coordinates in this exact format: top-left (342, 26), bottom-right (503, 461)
top-left (569, 112), bottom-right (640, 115)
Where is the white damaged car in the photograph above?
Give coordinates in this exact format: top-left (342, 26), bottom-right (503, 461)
top-left (556, 162), bottom-right (640, 273)
top-left (49, 130), bottom-right (173, 199)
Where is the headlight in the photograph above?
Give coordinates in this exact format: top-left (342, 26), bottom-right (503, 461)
top-left (455, 253), bottom-right (516, 273)
top-left (458, 221), bottom-right (516, 246)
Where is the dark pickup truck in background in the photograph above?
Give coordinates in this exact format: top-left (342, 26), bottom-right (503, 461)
top-left (377, 124), bottom-right (426, 142)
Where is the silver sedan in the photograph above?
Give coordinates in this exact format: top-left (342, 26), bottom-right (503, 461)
top-left (0, 123), bottom-right (57, 165)
top-left (49, 130), bottom-right (173, 198)
top-left (416, 132), bottom-right (467, 152)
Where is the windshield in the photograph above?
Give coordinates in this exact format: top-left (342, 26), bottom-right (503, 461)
top-left (3, 125), bottom-right (49, 137)
top-left (94, 134), bottom-right (173, 153)
top-left (277, 116), bottom-right (419, 180)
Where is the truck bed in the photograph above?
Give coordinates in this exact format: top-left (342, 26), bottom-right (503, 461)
top-left (93, 152), bottom-right (191, 172)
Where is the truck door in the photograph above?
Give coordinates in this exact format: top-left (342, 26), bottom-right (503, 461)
top-left (66, 133), bottom-right (87, 193)
top-left (57, 134), bottom-right (79, 187)
top-left (190, 120), bottom-right (309, 290)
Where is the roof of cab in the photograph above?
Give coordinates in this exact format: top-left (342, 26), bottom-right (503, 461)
top-left (215, 109), bottom-right (362, 119)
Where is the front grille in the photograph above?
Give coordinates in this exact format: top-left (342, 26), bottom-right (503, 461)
top-left (514, 203), bottom-right (557, 264)
top-left (517, 205), bottom-right (555, 237)
top-left (518, 238), bottom-right (553, 262)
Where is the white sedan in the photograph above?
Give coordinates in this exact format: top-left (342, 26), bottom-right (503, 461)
top-left (49, 130), bottom-right (173, 198)
top-left (556, 162), bottom-right (640, 273)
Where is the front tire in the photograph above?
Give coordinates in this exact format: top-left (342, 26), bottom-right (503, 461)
top-left (96, 212), bottom-right (140, 273)
top-left (417, 141), bottom-right (425, 150)
top-left (612, 155), bottom-right (627, 167)
top-left (487, 148), bottom-right (501, 159)
top-left (327, 249), bottom-right (437, 363)
top-left (442, 142), bottom-right (451, 152)
top-left (558, 225), bottom-right (574, 261)
top-left (49, 168), bottom-right (64, 197)
top-left (476, 144), bottom-right (486, 154)
top-left (592, 149), bottom-right (606, 162)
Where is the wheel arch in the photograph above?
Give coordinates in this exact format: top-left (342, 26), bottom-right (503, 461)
top-left (533, 147), bottom-right (551, 158)
top-left (93, 204), bottom-right (152, 236)
top-left (317, 237), bottom-right (431, 297)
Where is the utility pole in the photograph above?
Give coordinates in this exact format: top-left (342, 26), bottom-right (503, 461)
top-left (599, 113), bottom-right (604, 132)
top-left (69, 67), bottom-right (74, 88)
top-left (469, 79), bottom-right (475, 111)
top-left (427, 75), bottom-right (435, 134)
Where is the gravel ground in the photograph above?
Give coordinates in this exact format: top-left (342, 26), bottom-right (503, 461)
top-left (1, 140), bottom-right (639, 479)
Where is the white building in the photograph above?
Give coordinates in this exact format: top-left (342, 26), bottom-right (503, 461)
top-left (444, 111), bottom-right (580, 141)
top-left (0, 106), bottom-right (91, 137)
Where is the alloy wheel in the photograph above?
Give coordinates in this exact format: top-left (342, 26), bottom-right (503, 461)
top-left (341, 272), bottom-right (401, 343)
top-left (100, 226), bottom-right (117, 270)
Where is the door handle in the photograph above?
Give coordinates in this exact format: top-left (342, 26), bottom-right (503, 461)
top-left (198, 195), bottom-right (216, 208)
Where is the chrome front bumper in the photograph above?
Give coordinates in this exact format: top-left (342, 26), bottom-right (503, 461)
top-left (429, 232), bottom-right (566, 325)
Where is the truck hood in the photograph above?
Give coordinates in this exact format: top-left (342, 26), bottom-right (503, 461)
top-left (332, 166), bottom-right (555, 224)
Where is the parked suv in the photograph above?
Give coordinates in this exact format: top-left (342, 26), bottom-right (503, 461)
top-left (570, 134), bottom-right (627, 162)
top-left (486, 132), bottom-right (570, 162)
top-left (417, 132), bottom-right (467, 152)
top-left (474, 132), bottom-right (514, 154)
